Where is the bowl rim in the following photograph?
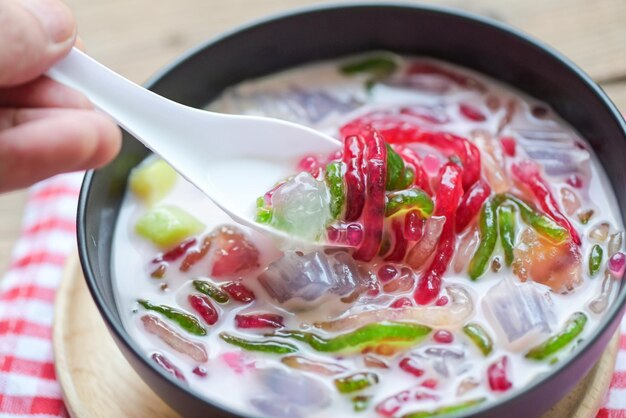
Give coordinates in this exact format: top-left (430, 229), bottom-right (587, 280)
top-left (78, 2), bottom-right (626, 417)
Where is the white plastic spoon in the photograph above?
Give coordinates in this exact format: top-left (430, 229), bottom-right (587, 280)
top-left (48, 48), bottom-right (342, 244)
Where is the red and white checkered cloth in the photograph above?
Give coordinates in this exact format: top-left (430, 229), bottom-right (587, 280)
top-left (0, 172), bottom-right (624, 417)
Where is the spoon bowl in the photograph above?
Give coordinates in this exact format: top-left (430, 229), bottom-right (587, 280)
top-left (48, 48), bottom-right (342, 244)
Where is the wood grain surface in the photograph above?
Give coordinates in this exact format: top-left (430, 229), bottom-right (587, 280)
top-left (53, 256), bottom-right (619, 418)
top-left (0, 0), bottom-right (624, 274)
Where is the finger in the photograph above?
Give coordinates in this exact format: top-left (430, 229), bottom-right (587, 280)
top-left (0, 110), bottom-right (122, 192)
top-left (0, 0), bottom-right (76, 86)
top-left (0, 76), bottom-right (92, 109)
top-left (75, 35), bottom-right (86, 52)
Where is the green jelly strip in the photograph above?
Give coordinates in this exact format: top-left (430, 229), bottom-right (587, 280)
top-left (220, 332), bottom-right (298, 354)
top-left (498, 203), bottom-right (516, 266)
top-left (589, 244), bottom-right (603, 277)
top-left (255, 196), bottom-right (272, 224)
top-left (525, 312), bottom-right (587, 360)
top-left (385, 144), bottom-right (406, 190)
top-left (497, 194), bottom-right (568, 244)
top-left (402, 398), bottom-right (487, 418)
top-left (339, 56), bottom-right (398, 77)
top-left (325, 161), bottom-right (346, 219)
top-left (352, 395), bottom-right (372, 412)
top-left (138, 299), bottom-right (206, 336)
top-left (271, 322), bottom-right (431, 353)
top-left (468, 199), bottom-right (499, 280)
top-left (401, 166), bottom-right (415, 190)
top-left (385, 188), bottom-right (434, 218)
top-left (192, 279), bottom-right (229, 304)
top-left (463, 323), bottom-right (493, 356)
top-left (334, 373), bottom-right (379, 394)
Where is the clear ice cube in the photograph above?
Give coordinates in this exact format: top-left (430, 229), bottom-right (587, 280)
top-left (258, 250), bottom-right (363, 311)
top-left (257, 367), bottom-right (330, 408)
top-left (270, 172), bottom-right (331, 242)
top-left (413, 345), bottom-right (466, 378)
top-left (482, 277), bottom-right (556, 350)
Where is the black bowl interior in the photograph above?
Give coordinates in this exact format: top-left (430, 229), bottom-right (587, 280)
top-left (78, 3), bottom-right (626, 418)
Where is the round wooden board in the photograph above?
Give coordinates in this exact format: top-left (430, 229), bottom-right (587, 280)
top-left (53, 255), bottom-right (619, 418)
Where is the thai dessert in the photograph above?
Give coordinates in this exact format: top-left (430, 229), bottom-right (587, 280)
top-left (112, 53), bottom-right (625, 417)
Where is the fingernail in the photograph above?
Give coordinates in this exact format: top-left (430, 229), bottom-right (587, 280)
top-left (21, 0), bottom-right (76, 44)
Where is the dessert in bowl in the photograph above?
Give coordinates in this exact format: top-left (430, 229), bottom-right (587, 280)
top-left (78, 4), bottom-right (626, 418)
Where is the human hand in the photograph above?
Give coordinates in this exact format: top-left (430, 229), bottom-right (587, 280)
top-left (0, 0), bottom-right (121, 193)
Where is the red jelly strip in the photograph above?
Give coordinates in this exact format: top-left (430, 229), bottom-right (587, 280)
top-left (404, 209), bottom-right (424, 242)
top-left (384, 218), bottom-right (408, 262)
top-left (375, 386), bottom-right (438, 418)
top-left (399, 357), bottom-right (425, 378)
top-left (221, 282), bottom-right (255, 303)
top-left (342, 134), bottom-right (367, 222)
top-left (414, 163), bottom-right (464, 305)
top-left (488, 356), bottom-right (512, 392)
top-left (235, 313), bottom-right (284, 329)
top-left (455, 179), bottom-right (492, 232)
top-left (153, 238), bottom-right (197, 263)
top-left (512, 160), bottom-right (581, 245)
top-left (407, 61), bottom-right (486, 92)
top-left (180, 236), bottom-right (212, 272)
top-left (391, 297), bottom-right (413, 308)
top-left (341, 113), bottom-right (480, 189)
top-left (354, 128), bottom-right (387, 262)
top-left (151, 353), bottom-right (186, 382)
top-left (188, 294), bottom-right (219, 325)
top-left (395, 146), bottom-right (432, 194)
top-left (459, 103), bottom-right (486, 122)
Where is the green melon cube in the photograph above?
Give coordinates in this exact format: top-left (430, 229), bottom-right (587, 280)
top-left (135, 205), bottom-right (204, 248)
top-left (129, 159), bottom-right (177, 204)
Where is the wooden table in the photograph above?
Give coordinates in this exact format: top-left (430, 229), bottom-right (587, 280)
top-left (0, 0), bottom-right (625, 273)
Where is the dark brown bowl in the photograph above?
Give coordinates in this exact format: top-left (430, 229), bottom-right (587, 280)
top-left (77, 3), bottom-right (626, 417)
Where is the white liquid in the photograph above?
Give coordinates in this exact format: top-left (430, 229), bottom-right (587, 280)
top-left (112, 54), bottom-right (623, 417)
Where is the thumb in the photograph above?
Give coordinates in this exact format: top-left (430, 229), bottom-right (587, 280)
top-left (0, 0), bottom-right (76, 87)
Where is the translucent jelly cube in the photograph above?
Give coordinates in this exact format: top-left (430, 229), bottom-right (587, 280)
top-left (258, 250), bottom-right (363, 311)
top-left (270, 172), bottom-right (331, 242)
top-left (257, 368), bottom-right (330, 408)
top-left (482, 278), bottom-right (556, 350)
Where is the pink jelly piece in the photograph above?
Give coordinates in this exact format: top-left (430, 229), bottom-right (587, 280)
top-left (235, 313), bottom-right (284, 329)
top-left (297, 155), bottom-right (320, 174)
top-left (391, 297), bottom-right (413, 308)
top-left (346, 223), bottom-right (364, 247)
top-left (499, 136), bottom-right (516, 157)
top-left (421, 378), bottom-right (438, 389)
top-left (609, 252), bottom-right (626, 278)
top-left (433, 330), bottom-right (454, 344)
top-left (399, 357), bottom-right (425, 378)
top-left (375, 386), bottom-right (438, 417)
top-left (435, 296), bottom-right (449, 306)
top-left (326, 226), bottom-right (340, 242)
top-left (152, 353), bottom-right (186, 382)
top-left (378, 264), bottom-right (398, 282)
top-left (220, 352), bottom-right (254, 374)
top-left (459, 103), bottom-right (486, 122)
top-left (488, 356), bottom-right (512, 392)
top-left (221, 282), bottom-right (256, 303)
top-left (210, 226), bottom-right (260, 278)
top-left (566, 174), bottom-right (583, 189)
top-left (152, 238), bottom-right (197, 263)
top-left (192, 366), bottom-right (207, 377)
